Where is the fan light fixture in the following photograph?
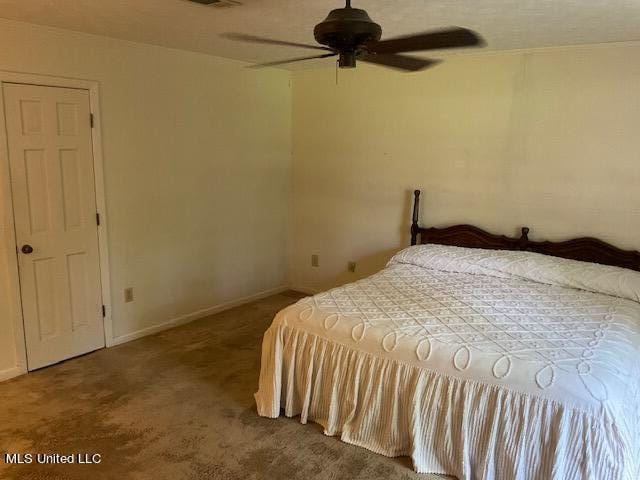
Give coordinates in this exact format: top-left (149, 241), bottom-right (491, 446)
top-left (223, 0), bottom-right (485, 72)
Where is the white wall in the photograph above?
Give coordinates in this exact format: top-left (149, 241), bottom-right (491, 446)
top-left (3, 19), bottom-right (639, 379)
top-left (291, 43), bottom-right (640, 292)
top-left (0, 19), bottom-right (292, 376)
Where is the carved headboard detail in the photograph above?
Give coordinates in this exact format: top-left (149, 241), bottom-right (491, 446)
top-left (410, 190), bottom-right (640, 272)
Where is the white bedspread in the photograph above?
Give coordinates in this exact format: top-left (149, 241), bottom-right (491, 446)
top-left (256, 245), bottom-right (640, 480)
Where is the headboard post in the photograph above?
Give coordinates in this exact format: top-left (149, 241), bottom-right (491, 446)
top-left (519, 227), bottom-right (530, 250)
top-left (411, 190), bottom-right (421, 246)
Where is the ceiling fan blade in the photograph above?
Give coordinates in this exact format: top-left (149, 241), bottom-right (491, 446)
top-left (249, 53), bottom-right (337, 68)
top-left (222, 33), bottom-right (332, 51)
top-left (359, 53), bottom-right (441, 72)
top-left (365, 27), bottom-right (484, 54)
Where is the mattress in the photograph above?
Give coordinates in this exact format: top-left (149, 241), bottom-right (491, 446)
top-left (255, 245), bottom-right (640, 480)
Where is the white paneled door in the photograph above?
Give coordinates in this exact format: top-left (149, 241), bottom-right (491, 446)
top-left (3, 83), bottom-right (104, 370)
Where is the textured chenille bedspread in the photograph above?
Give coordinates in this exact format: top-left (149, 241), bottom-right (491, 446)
top-left (255, 245), bottom-right (640, 480)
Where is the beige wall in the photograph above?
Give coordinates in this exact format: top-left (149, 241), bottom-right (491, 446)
top-left (0, 19), bottom-right (292, 376)
top-left (291, 43), bottom-right (640, 292)
top-left (2, 19), bottom-right (639, 378)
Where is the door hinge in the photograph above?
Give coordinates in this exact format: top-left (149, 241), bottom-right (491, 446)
top-left (90, 113), bottom-right (95, 128)
top-left (96, 212), bottom-right (101, 226)
top-left (102, 305), bottom-right (106, 317)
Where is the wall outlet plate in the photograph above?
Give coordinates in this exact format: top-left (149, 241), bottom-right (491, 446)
top-left (311, 254), bottom-right (319, 267)
top-left (348, 261), bottom-right (356, 273)
top-left (124, 287), bottom-right (134, 303)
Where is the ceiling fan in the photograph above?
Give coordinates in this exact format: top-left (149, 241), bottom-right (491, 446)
top-left (224, 0), bottom-right (485, 71)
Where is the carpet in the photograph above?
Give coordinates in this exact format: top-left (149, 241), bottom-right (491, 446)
top-left (0, 291), bottom-right (449, 480)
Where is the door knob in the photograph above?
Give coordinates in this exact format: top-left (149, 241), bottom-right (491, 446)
top-left (21, 244), bottom-right (33, 254)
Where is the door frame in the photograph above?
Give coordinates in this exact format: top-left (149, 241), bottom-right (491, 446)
top-left (0, 71), bottom-right (113, 376)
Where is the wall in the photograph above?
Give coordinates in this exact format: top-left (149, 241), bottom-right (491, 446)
top-left (291, 43), bottom-right (640, 292)
top-left (0, 19), bottom-right (292, 377)
top-left (2, 20), bottom-right (639, 379)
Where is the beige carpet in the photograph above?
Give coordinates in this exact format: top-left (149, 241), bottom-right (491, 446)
top-left (0, 291), bottom-right (448, 480)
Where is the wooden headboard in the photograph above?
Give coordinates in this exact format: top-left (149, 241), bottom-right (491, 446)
top-left (410, 190), bottom-right (640, 272)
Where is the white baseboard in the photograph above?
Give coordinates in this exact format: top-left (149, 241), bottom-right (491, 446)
top-left (0, 366), bottom-right (25, 382)
top-left (110, 285), bottom-right (289, 347)
top-left (290, 285), bottom-right (320, 296)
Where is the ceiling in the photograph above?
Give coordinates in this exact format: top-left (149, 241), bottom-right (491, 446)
top-left (1, 0), bottom-right (639, 69)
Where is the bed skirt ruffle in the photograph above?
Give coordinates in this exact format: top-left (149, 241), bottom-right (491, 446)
top-left (255, 324), bottom-right (628, 480)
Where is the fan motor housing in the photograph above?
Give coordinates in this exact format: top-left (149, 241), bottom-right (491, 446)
top-left (314, 7), bottom-right (382, 67)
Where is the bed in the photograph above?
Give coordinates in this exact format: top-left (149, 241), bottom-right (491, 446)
top-left (255, 190), bottom-right (640, 480)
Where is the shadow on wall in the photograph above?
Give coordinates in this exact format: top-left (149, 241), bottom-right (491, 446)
top-left (313, 188), bottom-right (419, 293)
top-left (320, 247), bottom-right (402, 292)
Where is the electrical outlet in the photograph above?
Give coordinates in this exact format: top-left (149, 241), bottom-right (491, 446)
top-left (124, 287), bottom-right (134, 303)
top-left (311, 254), bottom-right (319, 267)
top-left (348, 261), bottom-right (356, 273)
